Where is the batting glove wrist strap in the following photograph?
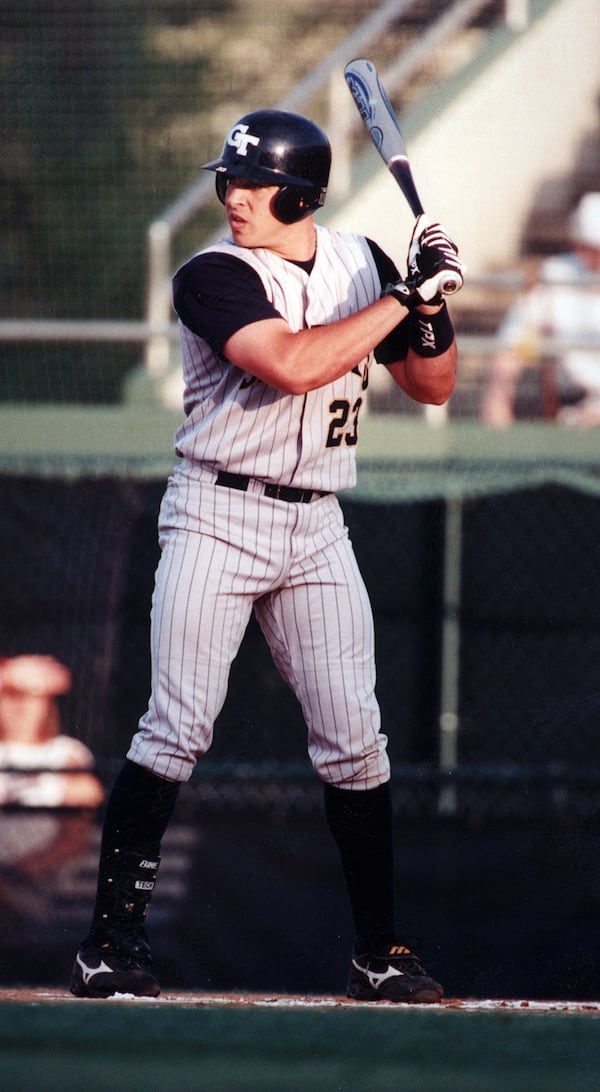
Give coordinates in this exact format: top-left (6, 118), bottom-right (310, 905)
top-left (408, 302), bottom-right (455, 358)
top-left (382, 279), bottom-right (425, 311)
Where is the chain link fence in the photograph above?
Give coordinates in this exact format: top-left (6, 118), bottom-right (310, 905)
top-left (1, 469), bottom-right (598, 821)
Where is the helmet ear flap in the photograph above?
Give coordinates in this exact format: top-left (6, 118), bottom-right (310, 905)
top-left (273, 186), bottom-right (302, 224)
top-left (215, 172), bottom-right (228, 206)
top-left (273, 186), bottom-right (319, 224)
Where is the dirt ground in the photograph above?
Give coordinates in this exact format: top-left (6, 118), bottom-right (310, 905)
top-left (1, 987), bottom-right (599, 1014)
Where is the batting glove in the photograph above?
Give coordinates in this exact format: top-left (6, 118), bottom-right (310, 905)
top-left (407, 214), bottom-right (465, 303)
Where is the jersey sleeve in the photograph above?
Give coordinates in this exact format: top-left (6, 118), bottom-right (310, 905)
top-left (366, 238), bottom-right (411, 365)
top-left (172, 252), bottom-right (283, 354)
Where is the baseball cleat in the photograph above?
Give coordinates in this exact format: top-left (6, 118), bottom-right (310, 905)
top-left (346, 942), bottom-right (443, 1003)
top-left (70, 929), bottom-right (160, 998)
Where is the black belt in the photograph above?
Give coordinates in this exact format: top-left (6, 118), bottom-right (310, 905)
top-left (215, 470), bottom-right (329, 504)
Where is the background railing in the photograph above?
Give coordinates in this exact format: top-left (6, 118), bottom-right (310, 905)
top-left (143, 0), bottom-right (530, 375)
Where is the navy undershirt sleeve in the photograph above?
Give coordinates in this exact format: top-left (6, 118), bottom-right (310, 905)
top-left (172, 252), bottom-right (282, 355)
top-left (366, 238), bottom-right (410, 365)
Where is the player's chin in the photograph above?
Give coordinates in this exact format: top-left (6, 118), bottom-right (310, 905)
top-left (231, 229), bottom-right (254, 249)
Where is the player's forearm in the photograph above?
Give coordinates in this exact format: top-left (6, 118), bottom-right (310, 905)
top-left (225, 297), bottom-right (409, 394)
top-left (289, 298), bottom-right (409, 392)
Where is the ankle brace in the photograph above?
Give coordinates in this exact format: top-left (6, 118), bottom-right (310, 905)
top-left (92, 848), bottom-right (161, 933)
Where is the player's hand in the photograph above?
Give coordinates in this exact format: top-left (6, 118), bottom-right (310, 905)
top-left (407, 214), bottom-right (465, 302)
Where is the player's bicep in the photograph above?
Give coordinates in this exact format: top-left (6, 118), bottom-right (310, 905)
top-left (387, 341), bottom-right (457, 403)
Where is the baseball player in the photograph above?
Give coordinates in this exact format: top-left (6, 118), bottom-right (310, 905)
top-left (71, 109), bottom-right (462, 1003)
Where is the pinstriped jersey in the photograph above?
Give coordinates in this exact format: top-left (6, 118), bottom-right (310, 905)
top-left (173, 226), bottom-right (388, 494)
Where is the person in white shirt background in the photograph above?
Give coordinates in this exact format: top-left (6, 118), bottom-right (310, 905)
top-left (482, 192), bottom-right (600, 427)
top-left (0, 654), bottom-right (103, 920)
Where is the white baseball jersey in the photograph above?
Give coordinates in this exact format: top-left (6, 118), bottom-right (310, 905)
top-left (128, 226), bottom-right (400, 789)
top-left (173, 226), bottom-right (385, 494)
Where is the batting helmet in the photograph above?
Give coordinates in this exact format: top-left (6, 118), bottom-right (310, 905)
top-left (202, 109), bottom-right (331, 224)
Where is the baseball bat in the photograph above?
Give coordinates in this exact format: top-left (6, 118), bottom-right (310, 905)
top-left (343, 57), bottom-right (462, 296)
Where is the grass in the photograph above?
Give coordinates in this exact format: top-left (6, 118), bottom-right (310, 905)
top-left (1, 999), bottom-right (599, 1091)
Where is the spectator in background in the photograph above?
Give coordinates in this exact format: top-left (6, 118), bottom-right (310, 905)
top-left (0, 655), bottom-right (104, 808)
top-left (0, 655), bottom-right (104, 921)
top-left (0, 655), bottom-right (104, 920)
top-left (481, 192), bottom-right (600, 427)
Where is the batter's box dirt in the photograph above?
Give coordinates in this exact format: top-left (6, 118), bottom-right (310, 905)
top-left (1, 987), bottom-right (599, 1014)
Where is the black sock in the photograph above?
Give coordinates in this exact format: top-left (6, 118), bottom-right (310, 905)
top-left (324, 781), bottom-right (395, 955)
top-left (100, 759), bottom-right (181, 858)
top-left (87, 761), bottom-right (181, 939)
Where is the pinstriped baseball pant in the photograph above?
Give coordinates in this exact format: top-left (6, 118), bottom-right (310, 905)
top-left (127, 467), bottom-right (390, 789)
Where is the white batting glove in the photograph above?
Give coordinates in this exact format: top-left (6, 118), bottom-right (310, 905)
top-left (407, 214), bottom-right (465, 302)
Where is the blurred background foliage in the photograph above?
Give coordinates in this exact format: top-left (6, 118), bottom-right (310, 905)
top-left (1, 0), bottom-right (369, 400)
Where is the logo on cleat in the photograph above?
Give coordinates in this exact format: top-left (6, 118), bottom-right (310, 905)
top-left (76, 952), bottom-right (114, 985)
top-left (353, 958), bottom-right (405, 991)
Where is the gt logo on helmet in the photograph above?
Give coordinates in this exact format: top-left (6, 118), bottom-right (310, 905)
top-left (203, 109), bottom-right (331, 223)
top-left (226, 123), bottom-right (260, 157)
